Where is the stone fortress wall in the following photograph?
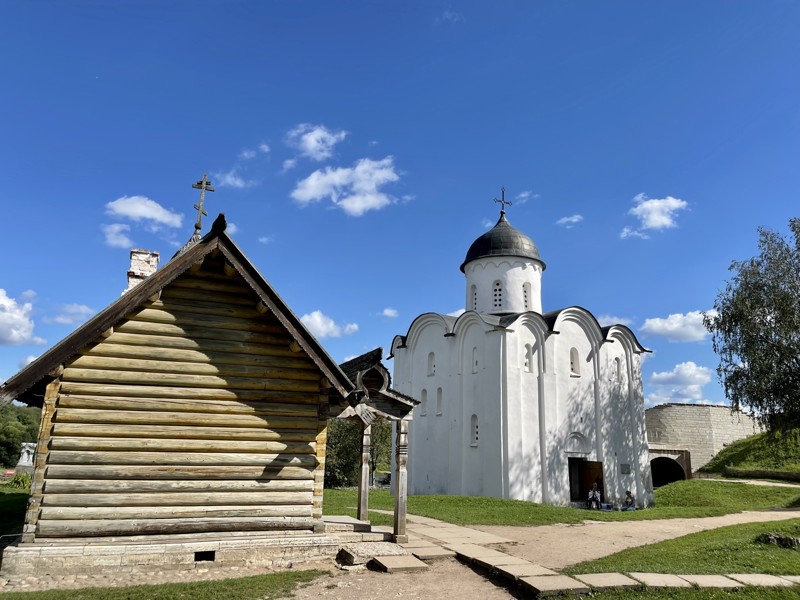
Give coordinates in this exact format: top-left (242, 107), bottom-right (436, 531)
top-left (645, 403), bottom-right (762, 472)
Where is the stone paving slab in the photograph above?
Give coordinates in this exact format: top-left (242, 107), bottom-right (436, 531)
top-left (494, 562), bottom-right (558, 580)
top-left (370, 555), bottom-right (429, 573)
top-left (574, 573), bottom-right (641, 589)
top-left (399, 540), bottom-right (438, 549)
top-left (411, 547), bottom-right (456, 560)
top-left (629, 573), bottom-right (691, 588)
top-left (781, 575), bottom-right (800, 584)
top-left (520, 574), bottom-right (589, 596)
top-left (727, 574), bottom-right (796, 587)
top-left (444, 544), bottom-right (510, 561)
top-left (678, 574), bottom-right (742, 588)
top-left (337, 542), bottom-right (407, 566)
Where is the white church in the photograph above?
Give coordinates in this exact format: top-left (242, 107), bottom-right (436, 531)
top-left (390, 201), bottom-right (654, 508)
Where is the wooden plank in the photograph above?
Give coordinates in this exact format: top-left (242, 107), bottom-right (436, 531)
top-left (160, 284), bottom-right (257, 307)
top-left (36, 516), bottom-right (314, 537)
top-left (81, 341), bottom-right (316, 369)
top-left (168, 275), bottom-right (257, 296)
top-left (57, 395), bottom-right (319, 418)
top-left (97, 332), bottom-right (302, 358)
top-left (49, 436), bottom-right (316, 454)
top-left (115, 320), bottom-right (289, 345)
top-left (42, 491), bottom-right (313, 507)
top-left (55, 407), bottom-right (320, 429)
top-left (43, 478), bottom-right (313, 494)
top-left (67, 354), bottom-right (319, 379)
top-left (61, 367), bottom-right (321, 392)
top-left (40, 505), bottom-right (313, 520)
top-left (58, 382), bottom-right (320, 403)
top-left (147, 298), bottom-right (263, 320)
top-left (47, 450), bottom-right (318, 467)
top-left (51, 422), bottom-right (317, 442)
top-left (129, 307), bottom-right (285, 335)
top-left (45, 464), bottom-right (314, 480)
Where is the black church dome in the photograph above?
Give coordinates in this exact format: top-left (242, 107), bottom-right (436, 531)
top-left (460, 211), bottom-right (545, 272)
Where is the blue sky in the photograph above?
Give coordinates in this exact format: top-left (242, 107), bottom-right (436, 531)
top-left (1, 1), bottom-right (798, 408)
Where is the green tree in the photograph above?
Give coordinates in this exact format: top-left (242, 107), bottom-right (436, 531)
top-left (704, 218), bottom-right (800, 429)
top-left (0, 404), bottom-right (41, 467)
top-left (324, 419), bottom-right (393, 488)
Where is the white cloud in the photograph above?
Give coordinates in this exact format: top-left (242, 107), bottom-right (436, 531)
top-left (105, 196), bottom-right (182, 229)
top-left (300, 310), bottom-right (358, 339)
top-left (482, 218), bottom-right (494, 228)
top-left (102, 223), bottom-right (134, 248)
top-left (640, 310), bottom-right (713, 342)
top-left (622, 193), bottom-right (688, 239)
top-left (258, 143), bottom-right (271, 153)
top-left (286, 123), bottom-right (347, 161)
top-left (214, 168), bottom-right (256, 189)
top-left (447, 308), bottom-right (466, 317)
top-left (282, 158), bottom-right (297, 172)
top-left (291, 156), bottom-right (400, 217)
top-left (620, 226), bottom-right (649, 240)
top-left (0, 289), bottom-right (46, 346)
top-left (227, 223), bottom-right (238, 235)
top-left (19, 355), bottom-right (38, 368)
top-left (258, 236), bottom-right (272, 244)
top-left (646, 361), bottom-right (713, 407)
top-left (382, 307), bottom-right (399, 318)
top-left (556, 214), bottom-right (583, 228)
top-left (436, 9), bottom-right (465, 24)
top-left (596, 314), bottom-right (633, 327)
top-left (515, 190), bottom-right (538, 205)
top-left (19, 290), bottom-right (37, 302)
top-left (239, 149), bottom-right (256, 160)
top-left (44, 304), bottom-right (95, 325)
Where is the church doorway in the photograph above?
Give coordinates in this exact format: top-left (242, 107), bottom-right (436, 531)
top-left (650, 457), bottom-right (686, 488)
top-left (568, 458), bottom-right (604, 502)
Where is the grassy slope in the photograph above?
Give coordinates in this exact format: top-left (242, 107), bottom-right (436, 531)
top-left (0, 483), bottom-right (28, 536)
top-left (323, 479), bottom-right (800, 526)
top-left (701, 428), bottom-right (800, 474)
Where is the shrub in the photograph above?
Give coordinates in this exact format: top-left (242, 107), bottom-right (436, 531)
top-left (7, 472), bottom-right (31, 490)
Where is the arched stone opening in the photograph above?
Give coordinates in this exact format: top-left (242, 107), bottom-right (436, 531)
top-left (650, 456), bottom-right (686, 488)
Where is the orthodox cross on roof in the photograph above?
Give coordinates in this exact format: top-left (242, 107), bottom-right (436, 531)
top-left (192, 174), bottom-right (215, 235)
top-left (493, 186), bottom-right (512, 214)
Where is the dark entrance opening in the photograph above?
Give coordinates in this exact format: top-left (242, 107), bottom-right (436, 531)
top-left (650, 457), bottom-right (686, 488)
top-left (568, 457), bottom-right (604, 502)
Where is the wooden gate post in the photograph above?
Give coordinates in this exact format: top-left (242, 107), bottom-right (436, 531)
top-left (392, 418), bottom-right (408, 543)
top-left (357, 424), bottom-right (371, 522)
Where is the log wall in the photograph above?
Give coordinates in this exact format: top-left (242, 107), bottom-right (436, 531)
top-left (34, 263), bottom-right (329, 540)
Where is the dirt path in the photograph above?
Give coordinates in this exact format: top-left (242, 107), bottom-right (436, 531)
top-left (291, 510), bottom-right (800, 599)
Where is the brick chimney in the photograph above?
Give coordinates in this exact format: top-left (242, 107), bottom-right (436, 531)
top-left (125, 249), bottom-right (160, 293)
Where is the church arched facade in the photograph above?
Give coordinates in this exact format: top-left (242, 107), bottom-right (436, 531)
top-left (391, 208), bottom-right (654, 507)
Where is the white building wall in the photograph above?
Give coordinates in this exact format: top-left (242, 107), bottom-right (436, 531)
top-left (464, 257), bottom-right (543, 313)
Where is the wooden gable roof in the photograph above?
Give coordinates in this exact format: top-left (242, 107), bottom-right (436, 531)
top-left (0, 214), bottom-right (355, 407)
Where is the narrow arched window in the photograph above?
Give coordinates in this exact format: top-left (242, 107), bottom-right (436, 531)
top-left (493, 281), bottom-right (503, 309)
top-left (524, 343), bottom-right (533, 372)
top-left (471, 414), bottom-right (479, 446)
top-left (471, 285), bottom-right (478, 311)
top-left (570, 347), bottom-right (580, 376)
top-left (613, 357), bottom-right (621, 381)
top-left (523, 282), bottom-right (531, 310)
top-left (436, 387), bottom-right (443, 415)
top-left (427, 352), bottom-right (435, 376)
top-left (420, 389), bottom-right (428, 416)
top-left (472, 346), bottom-right (478, 373)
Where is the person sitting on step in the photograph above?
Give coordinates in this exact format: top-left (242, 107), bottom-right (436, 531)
top-left (587, 482), bottom-right (602, 510)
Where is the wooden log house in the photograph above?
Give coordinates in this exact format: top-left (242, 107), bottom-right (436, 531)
top-left (0, 214), bottom-right (415, 554)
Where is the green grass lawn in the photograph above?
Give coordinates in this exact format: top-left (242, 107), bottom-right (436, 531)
top-left (701, 427), bottom-right (800, 477)
top-left (323, 479), bottom-right (800, 526)
top-left (564, 519), bottom-right (800, 576)
top-left (0, 570), bottom-right (327, 600)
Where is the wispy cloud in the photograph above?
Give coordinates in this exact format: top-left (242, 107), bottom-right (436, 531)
top-left (291, 156), bottom-right (400, 217)
top-left (258, 143), bottom-right (270, 154)
top-left (19, 355), bottom-right (38, 368)
top-left (43, 304), bottom-right (95, 325)
top-left (105, 196), bottom-right (182, 229)
top-left (214, 168), bottom-right (257, 189)
top-left (447, 308), bottom-right (466, 317)
top-left (300, 310), bottom-right (358, 339)
top-left (226, 223), bottom-right (238, 235)
top-left (382, 307), bottom-right (399, 318)
top-left (286, 123), bottom-right (347, 161)
top-left (596, 314), bottom-right (633, 327)
top-left (0, 289), bottom-right (46, 346)
top-left (239, 149), bottom-right (256, 160)
top-left (556, 214), bottom-right (583, 228)
top-left (640, 310), bottom-right (713, 342)
top-left (645, 361), bottom-right (713, 407)
top-left (435, 9), bottom-right (465, 24)
top-left (621, 193), bottom-right (688, 239)
top-left (101, 223), bottom-right (134, 248)
top-left (482, 217), bottom-right (494, 228)
top-left (258, 235), bottom-right (272, 245)
top-left (515, 190), bottom-right (538, 205)
top-left (282, 158), bottom-right (298, 172)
